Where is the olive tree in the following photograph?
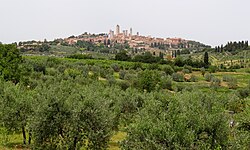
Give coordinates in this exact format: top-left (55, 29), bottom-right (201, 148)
top-left (122, 91), bottom-right (232, 149)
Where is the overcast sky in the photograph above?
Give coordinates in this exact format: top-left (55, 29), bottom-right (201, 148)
top-left (0, 0), bottom-right (249, 46)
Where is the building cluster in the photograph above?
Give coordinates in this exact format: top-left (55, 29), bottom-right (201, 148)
top-left (65, 25), bottom-right (198, 57)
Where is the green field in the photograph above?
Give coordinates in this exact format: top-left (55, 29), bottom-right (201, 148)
top-left (1, 44), bottom-right (250, 149)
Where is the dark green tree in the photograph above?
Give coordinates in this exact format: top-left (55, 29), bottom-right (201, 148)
top-left (204, 52), bottom-right (209, 67)
top-left (115, 51), bottom-right (131, 61)
top-left (0, 44), bottom-right (22, 84)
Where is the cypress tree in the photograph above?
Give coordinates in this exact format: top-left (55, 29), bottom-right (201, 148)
top-left (221, 45), bottom-right (224, 53)
top-left (204, 52), bottom-right (209, 68)
top-left (245, 41), bottom-right (249, 49)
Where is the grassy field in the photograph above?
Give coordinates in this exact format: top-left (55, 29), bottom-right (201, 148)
top-left (0, 131), bottom-right (126, 150)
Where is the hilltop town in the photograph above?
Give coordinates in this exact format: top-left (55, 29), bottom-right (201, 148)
top-left (65, 25), bottom-right (210, 56)
top-left (17, 25), bottom-right (210, 59)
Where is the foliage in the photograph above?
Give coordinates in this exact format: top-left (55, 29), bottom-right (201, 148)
top-left (0, 44), bottom-right (22, 83)
top-left (0, 54), bottom-right (249, 149)
top-left (111, 63), bottom-right (120, 72)
top-left (200, 67), bottom-right (206, 76)
top-left (119, 70), bottom-right (127, 80)
top-left (160, 76), bottom-right (173, 90)
top-left (30, 81), bottom-right (115, 149)
top-left (172, 72), bottom-right (184, 82)
top-left (115, 51), bottom-right (131, 61)
top-left (133, 52), bottom-right (163, 64)
top-left (183, 65), bottom-right (193, 73)
top-left (162, 65), bottom-right (174, 75)
top-left (204, 52), bottom-right (209, 68)
top-left (138, 70), bottom-right (161, 92)
top-left (122, 91), bottom-right (232, 149)
top-left (190, 74), bottom-right (198, 82)
top-left (223, 75), bottom-right (238, 89)
top-left (210, 77), bottom-right (221, 89)
top-left (204, 73), bottom-right (214, 82)
top-left (208, 65), bottom-right (218, 73)
top-left (66, 53), bottom-right (93, 59)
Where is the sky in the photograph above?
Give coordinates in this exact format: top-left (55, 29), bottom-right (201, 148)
top-left (0, 0), bottom-right (249, 47)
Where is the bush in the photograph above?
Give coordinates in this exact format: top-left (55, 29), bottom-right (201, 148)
top-left (119, 70), bottom-right (127, 80)
top-left (46, 68), bottom-right (58, 76)
top-left (182, 69), bottom-right (190, 74)
top-left (117, 80), bottom-right (130, 90)
top-left (107, 75), bottom-right (116, 86)
top-left (64, 69), bottom-right (81, 79)
top-left (200, 67), bottom-right (206, 76)
top-left (122, 91), bottom-right (232, 149)
top-left (208, 65), bottom-right (218, 73)
top-left (162, 65), bottom-right (174, 75)
top-left (204, 73), bottom-right (214, 82)
top-left (111, 63), bottom-right (120, 72)
top-left (100, 68), bottom-right (114, 78)
top-left (175, 84), bottom-right (186, 92)
top-left (222, 75), bottom-right (238, 89)
top-left (172, 72), bottom-right (184, 82)
top-left (148, 63), bottom-right (159, 70)
top-left (82, 65), bottom-right (89, 78)
top-left (210, 77), bottom-right (221, 89)
top-left (33, 63), bottom-right (46, 75)
top-left (183, 65), bottom-right (192, 73)
top-left (67, 53), bottom-right (93, 59)
top-left (138, 70), bottom-right (161, 92)
top-left (131, 62), bottom-right (143, 70)
top-left (237, 88), bottom-right (250, 99)
top-left (160, 76), bottom-right (172, 90)
top-left (190, 74), bottom-right (198, 82)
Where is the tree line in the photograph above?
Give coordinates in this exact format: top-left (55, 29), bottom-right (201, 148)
top-left (215, 41), bottom-right (249, 53)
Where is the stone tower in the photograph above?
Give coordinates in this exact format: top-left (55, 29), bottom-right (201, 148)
top-left (129, 28), bottom-right (133, 36)
top-left (116, 25), bottom-right (120, 35)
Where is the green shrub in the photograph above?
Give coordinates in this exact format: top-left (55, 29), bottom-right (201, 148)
top-left (66, 53), bottom-right (93, 59)
top-left (64, 69), bottom-right (81, 79)
top-left (210, 77), bottom-right (221, 89)
top-left (204, 73), bottom-right (214, 82)
top-left (172, 72), bottom-right (184, 82)
top-left (160, 76), bottom-right (172, 90)
top-left (119, 70), bottom-right (127, 80)
top-left (122, 91), bottom-right (232, 149)
top-left (228, 78), bottom-right (238, 89)
top-left (107, 75), bottom-right (116, 86)
top-left (162, 65), bottom-right (174, 75)
top-left (182, 69), bottom-right (190, 74)
top-left (131, 62), bottom-right (143, 70)
top-left (117, 80), bottom-right (130, 90)
top-left (190, 74), bottom-right (198, 82)
top-left (46, 68), bottom-right (58, 76)
top-left (237, 88), bottom-right (250, 99)
top-left (200, 67), bottom-right (206, 76)
top-left (111, 63), bottom-right (120, 72)
top-left (183, 65), bottom-right (192, 73)
top-left (222, 75), bottom-right (238, 89)
top-left (208, 65), bottom-right (218, 73)
top-left (82, 65), bottom-right (89, 78)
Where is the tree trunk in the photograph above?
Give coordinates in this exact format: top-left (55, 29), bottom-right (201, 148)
top-left (28, 131), bottom-right (32, 144)
top-left (22, 126), bottom-right (26, 145)
top-left (73, 136), bottom-right (78, 150)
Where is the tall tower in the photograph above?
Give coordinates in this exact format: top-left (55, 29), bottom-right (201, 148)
top-left (116, 25), bottom-right (120, 35)
top-left (125, 30), bottom-right (128, 37)
top-left (129, 28), bottom-right (133, 36)
top-left (109, 30), bottom-right (114, 39)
